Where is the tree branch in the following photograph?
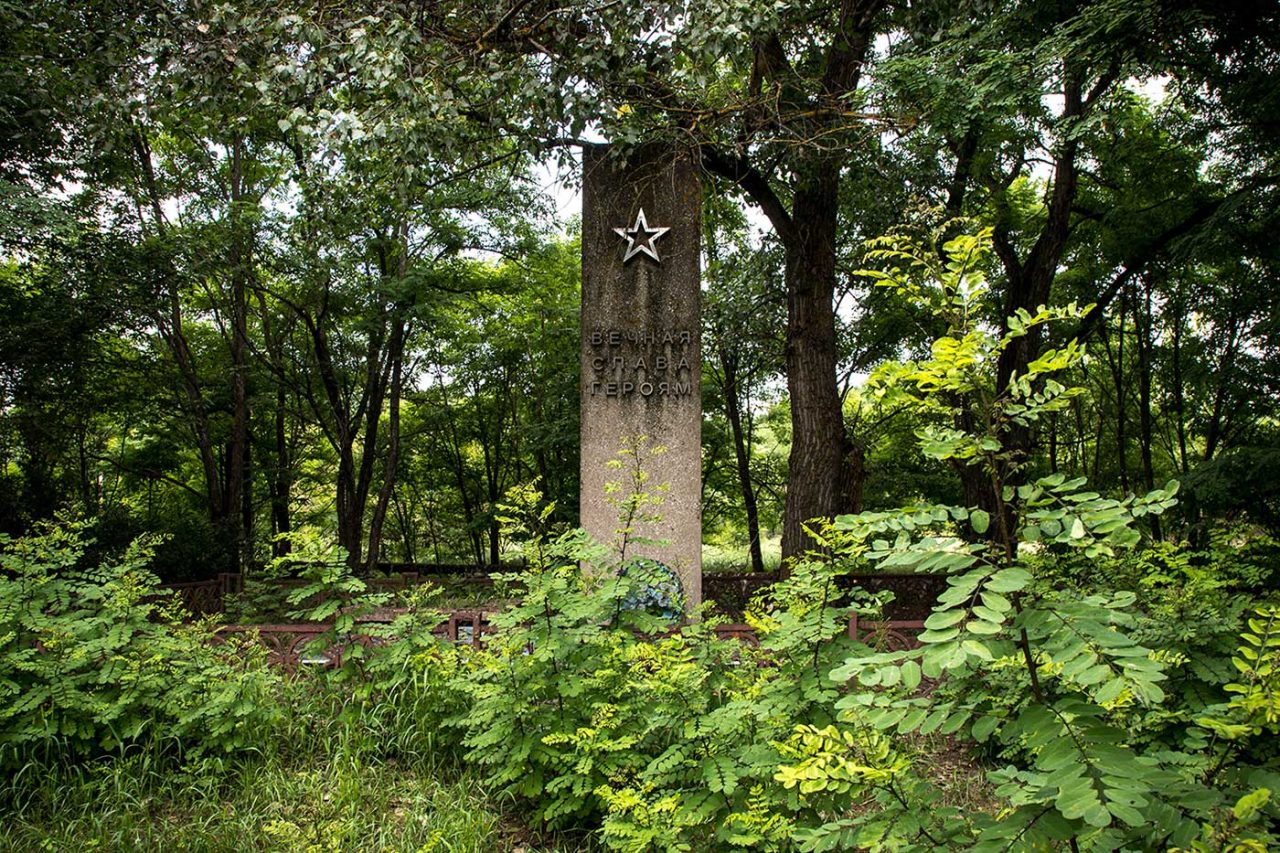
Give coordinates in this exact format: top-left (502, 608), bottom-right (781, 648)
top-left (700, 144), bottom-right (795, 243)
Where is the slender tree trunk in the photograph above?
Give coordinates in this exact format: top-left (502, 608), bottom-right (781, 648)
top-left (1072, 396), bottom-right (1085, 475)
top-left (1091, 391), bottom-right (1106, 484)
top-left (149, 229), bottom-right (224, 531)
top-left (478, 373), bottom-right (509, 568)
top-left (1203, 288), bottom-right (1242, 463)
top-left (1135, 276), bottom-right (1161, 539)
top-left (270, 386), bottom-right (292, 556)
top-left (240, 433), bottom-right (254, 565)
top-left (76, 422), bottom-right (94, 511)
top-left (392, 489), bottom-right (415, 564)
top-left (970, 61), bottom-right (1110, 531)
top-left (1101, 300), bottom-right (1129, 493)
top-left (1170, 285), bottom-right (1190, 475)
top-left (1048, 412), bottom-right (1059, 474)
top-left (426, 494), bottom-right (443, 564)
top-left (305, 273), bottom-right (395, 571)
top-left (720, 345), bottom-right (765, 573)
top-left (226, 137), bottom-right (251, 571)
top-left (151, 132), bottom-right (258, 571)
top-left (365, 312), bottom-right (406, 572)
top-left (436, 371), bottom-right (483, 566)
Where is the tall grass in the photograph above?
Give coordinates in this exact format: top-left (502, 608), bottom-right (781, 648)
top-left (0, 673), bottom-right (597, 853)
top-left (0, 751), bottom-right (502, 851)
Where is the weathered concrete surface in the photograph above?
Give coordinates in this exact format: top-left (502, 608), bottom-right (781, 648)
top-left (580, 143), bottom-right (702, 609)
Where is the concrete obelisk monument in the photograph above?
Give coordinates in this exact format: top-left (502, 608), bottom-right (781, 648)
top-left (580, 143), bottom-right (702, 609)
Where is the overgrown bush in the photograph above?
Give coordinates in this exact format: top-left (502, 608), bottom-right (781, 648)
top-left (0, 521), bottom-right (283, 766)
top-left (424, 230), bottom-right (1280, 851)
top-left (771, 230), bottom-right (1280, 851)
top-left (6, 229), bottom-right (1280, 851)
top-left (423, 471), bottom-right (891, 849)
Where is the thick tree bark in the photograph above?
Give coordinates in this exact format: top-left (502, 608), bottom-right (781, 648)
top-left (779, 164), bottom-right (848, 560)
top-left (697, 0), bottom-right (884, 566)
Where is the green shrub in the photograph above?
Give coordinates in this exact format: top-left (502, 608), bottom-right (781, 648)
top-left (780, 229), bottom-right (1280, 851)
top-left (433, 473), bottom-right (893, 850)
top-left (386, 229), bottom-right (1280, 851)
top-left (0, 521), bottom-right (283, 766)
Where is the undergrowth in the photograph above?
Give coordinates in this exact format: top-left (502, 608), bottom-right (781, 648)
top-left (0, 667), bottom-right (596, 853)
top-left (2, 230), bottom-right (1278, 850)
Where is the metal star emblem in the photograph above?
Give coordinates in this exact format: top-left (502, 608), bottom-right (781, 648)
top-left (613, 207), bottom-right (670, 264)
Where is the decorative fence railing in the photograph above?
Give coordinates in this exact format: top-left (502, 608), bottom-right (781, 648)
top-left (213, 609), bottom-right (925, 670)
top-left (167, 568), bottom-right (938, 668)
top-left (149, 573), bottom-right (240, 618)
top-left (160, 569), bottom-right (946, 623)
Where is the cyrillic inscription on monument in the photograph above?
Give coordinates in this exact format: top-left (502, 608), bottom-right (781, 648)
top-left (586, 327), bottom-right (696, 398)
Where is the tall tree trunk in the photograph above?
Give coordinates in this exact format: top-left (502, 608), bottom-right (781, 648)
top-left (477, 371), bottom-right (509, 568)
top-left (336, 458), bottom-right (362, 568)
top-left (1135, 276), bottom-right (1161, 539)
top-left (1091, 380), bottom-right (1106, 484)
top-left (1203, 286), bottom-right (1243, 463)
top-left (227, 136), bottom-right (251, 571)
top-left (1100, 302), bottom-right (1129, 493)
top-left (240, 433), bottom-right (254, 566)
top-left (967, 61), bottom-right (1109, 533)
top-left (1170, 283), bottom-right (1190, 475)
top-left (270, 386), bottom-right (292, 556)
top-left (309, 311), bottom-right (365, 568)
top-left (364, 227), bottom-right (411, 572)
top-left (720, 344), bottom-right (764, 573)
top-left (392, 489), bottom-right (415, 564)
top-left (365, 312), bottom-right (406, 572)
top-left (76, 421), bottom-right (94, 512)
top-left (1048, 412), bottom-right (1059, 474)
top-left (436, 371), bottom-right (484, 566)
top-left (780, 164), bottom-right (847, 561)
top-left (133, 126), bottom-right (226, 536)
top-left (699, 0), bottom-right (884, 566)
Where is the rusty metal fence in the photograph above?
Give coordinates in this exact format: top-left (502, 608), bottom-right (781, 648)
top-left (167, 570), bottom-right (934, 668)
top-left (162, 571), bottom-right (943, 620)
top-left (213, 611), bottom-right (924, 669)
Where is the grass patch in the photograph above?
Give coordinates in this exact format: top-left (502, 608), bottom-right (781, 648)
top-left (0, 745), bottom-right (595, 852)
top-left (701, 536), bottom-right (783, 573)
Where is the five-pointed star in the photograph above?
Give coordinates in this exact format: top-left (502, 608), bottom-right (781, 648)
top-left (613, 207), bottom-right (670, 264)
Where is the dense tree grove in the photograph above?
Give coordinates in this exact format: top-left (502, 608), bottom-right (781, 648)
top-left (3, 3), bottom-right (1280, 850)
top-left (1, 0), bottom-right (1277, 576)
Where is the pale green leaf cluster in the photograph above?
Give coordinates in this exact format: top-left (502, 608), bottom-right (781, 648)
top-left (0, 523), bottom-right (283, 764)
top-left (786, 229), bottom-right (1280, 851)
